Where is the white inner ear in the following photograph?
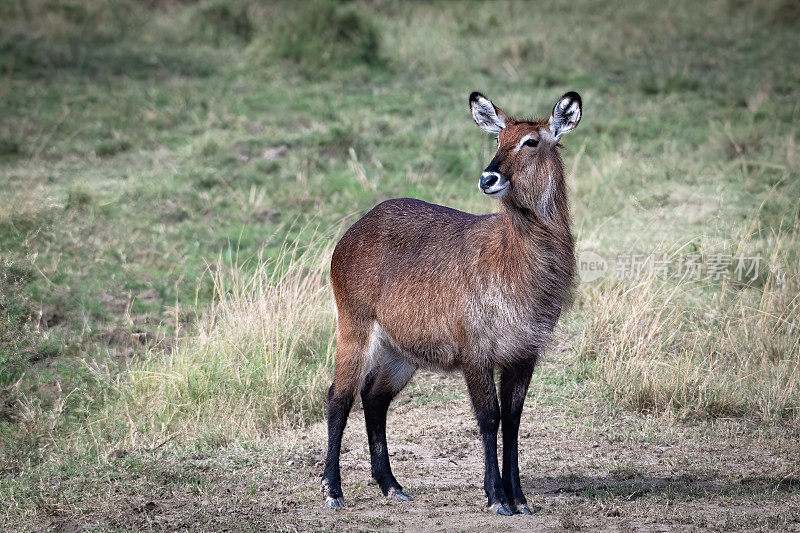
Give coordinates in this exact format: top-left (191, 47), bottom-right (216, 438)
top-left (550, 98), bottom-right (581, 140)
top-left (547, 117), bottom-right (560, 140)
top-left (561, 101), bottom-right (581, 128)
top-left (472, 97), bottom-right (505, 134)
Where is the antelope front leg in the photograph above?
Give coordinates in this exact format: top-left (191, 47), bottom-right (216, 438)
top-left (463, 360), bottom-right (511, 515)
top-left (500, 360), bottom-right (535, 514)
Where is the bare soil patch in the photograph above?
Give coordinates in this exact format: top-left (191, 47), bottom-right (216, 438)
top-left (26, 371), bottom-right (800, 532)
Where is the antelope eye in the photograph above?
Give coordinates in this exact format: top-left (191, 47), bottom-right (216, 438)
top-left (523, 138), bottom-right (539, 147)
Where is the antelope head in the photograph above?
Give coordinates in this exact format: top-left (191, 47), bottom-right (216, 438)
top-left (469, 91), bottom-right (582, 220)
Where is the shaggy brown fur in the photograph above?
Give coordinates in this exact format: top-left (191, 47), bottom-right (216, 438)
top-left (322, 91), bottom-right (582, 516)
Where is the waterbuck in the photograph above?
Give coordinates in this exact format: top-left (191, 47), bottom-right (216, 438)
top-left (321, 91), bottom-right (582, 515)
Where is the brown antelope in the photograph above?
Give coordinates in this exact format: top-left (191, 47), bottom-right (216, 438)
top-left (321, 91), bottom-right (582, 515)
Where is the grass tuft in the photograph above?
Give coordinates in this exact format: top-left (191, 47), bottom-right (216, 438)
top-left (260, 0), bottom-right (385, 76)
top-left (577, 229), bottom-right (800, 423)
top-left (190, 0), bottom-right (254, 44)
top-left (110, 238), bottom-right (336, 448)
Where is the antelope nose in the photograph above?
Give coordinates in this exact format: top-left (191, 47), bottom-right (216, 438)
top-left (480, 172), bottom-right (499, 190)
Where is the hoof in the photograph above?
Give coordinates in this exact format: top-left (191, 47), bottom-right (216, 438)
top-left (387, 488), bottom-right (413, 502)
top-left (488, 502), bottom-right (513, 516)
top-left (514, 503), bottom-right (533, 515)
top-left (325, 496), bottom-right (346, 509)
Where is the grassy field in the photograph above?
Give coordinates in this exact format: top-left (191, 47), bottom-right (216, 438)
top-left (1, 0), bottom-right (798, 530)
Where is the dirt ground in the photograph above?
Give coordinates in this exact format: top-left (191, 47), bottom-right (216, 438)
top-left (40, 371), bottom-right (800, 532)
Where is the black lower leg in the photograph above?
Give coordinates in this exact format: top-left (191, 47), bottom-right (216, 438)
top-left (362, 392), bottom-right (402, 494)
top-left (464, 362), bottom-right (509, 514)
top-left (500, 360), bottom-right (535, 514)
top-left (322, 381), bottom-right (354, 507)
top-left (360, 364), bottom-right (413, 500)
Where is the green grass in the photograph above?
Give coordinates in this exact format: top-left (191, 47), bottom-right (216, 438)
top-left (106, 238), bottom-right (337, 449)
top-left (0, 0), bottom-right (798, 523)
top-left (575, 238), bottom-right (800, 421)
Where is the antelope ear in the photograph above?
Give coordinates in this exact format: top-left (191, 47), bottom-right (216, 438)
top-left (469, 92), bottom-right (506, 134)
top-left (549, 91), bottom-right (582, 141)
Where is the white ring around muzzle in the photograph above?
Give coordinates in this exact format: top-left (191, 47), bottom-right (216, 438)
top-left (479, 172), bottom-right (509, 198)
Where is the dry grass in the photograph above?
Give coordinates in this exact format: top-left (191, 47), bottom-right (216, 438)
top-left (110, 238), bottom-right (336, 449)
top-left (576, 229), bottom-right (800, 423)
top-left (106, 222), bottom-right (800, 453)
